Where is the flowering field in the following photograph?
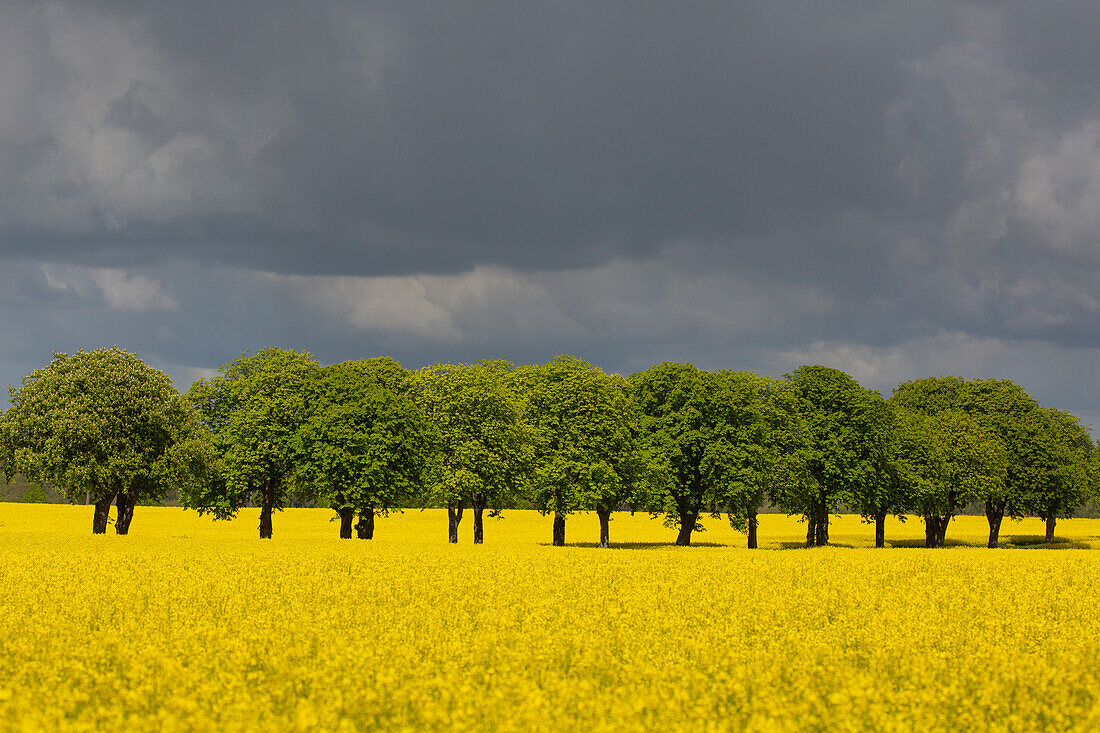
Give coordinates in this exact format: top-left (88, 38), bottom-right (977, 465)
top-left (2, 506), bottom-right (1100, 731)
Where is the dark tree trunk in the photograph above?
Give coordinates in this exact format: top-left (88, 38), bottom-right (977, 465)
top-left (114, 494), bottom-right (135, 535)
top-left (472, 495), bottom-right (486, 544)
top-left (338, 507), bottom-right (355, 539)
top-left (805, 494), bottom-right (829, 546)
top-left (447, 501), bottom-right (463, 544)
top-left (356, 507), bottom-right (375, 539)
top-left (552, 512), bottom-right (566, 546)
top-left (747, 510), bottom-right (759, 549)
top-left (874, 508), bottom-right (887, 548)
top-left (675, 510), bottom-right (698, 546)
top-left (259, 483), bottom-right (274, 539)
top-left (925, 514), bottom-right (949, 548)
top-left (985, 500), bottom-right (1005, 548)
top-left (92, 495), bottom-right (114, 534)
top-left (814, 501), bottom-right (829, 546)
top-left (1045, 514), bottom-right (1057, 543)
top-left (596, 506), bottom-right (612, 549)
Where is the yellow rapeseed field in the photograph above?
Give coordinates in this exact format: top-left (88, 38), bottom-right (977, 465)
top-left (2, 505), bottom-right (1100, 731)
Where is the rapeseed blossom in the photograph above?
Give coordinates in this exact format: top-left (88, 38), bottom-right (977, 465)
top-left (1, 505), bottom-right (1099, 731)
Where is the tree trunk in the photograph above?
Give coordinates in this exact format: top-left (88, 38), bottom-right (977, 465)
top-left (936, 514), bottom-right (949, 547)
top-left (874, 508), bottom-right (887, 548)
top-left (1045, 514), bottom-right (1057, 543)
top-left (675, 510), bottom-right (698, 546)
top-left (985, 500), bottom-right (1005, 548)
top-left (923, 513), bottom-right (937, 548)
top-left (356, 507), bottom-right (375, 539)
top-left (259, 483), bottom-right (274, 539)
top-left (92, 495), bottom-right (114, 534)
top-left (552, 511), bottom-right (566, 546)
top-left (806, 510), bottom-right (817, 547)
top-left (338, 507), bottom-right (355, 539)
top-left (747, 510), bottom-right (759, 549)
top-left (472, 495), bottom-right (486, 544)
top-left (596, 506), bottom-right (612, 549)
top-left (114, 494), bottom-right (135, 535)
top-left (814, 500), bottom-right (829, 546)
top-left (447, 500), bottom-right (463, 544)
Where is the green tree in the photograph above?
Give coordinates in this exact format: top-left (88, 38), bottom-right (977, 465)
top-left (844, 395), bottom-right (903, 548)
top-left (410, 360), bottom-right (532, 544)
top-left (293, 360), bottom-right (432, 539)
top-left (1019, 408), bottom-right (1094, 543)
top-left (892, 377), bottom-right (1042, 547)
top-left (351, 356), bottom-right (411, 394)
top-left (631, 363), bottom-right (713, 546)
top-left (632, 363), bottom-right (787, 547)
top-left (514, 355), bottom-right (648, 548)
top-left (184, 348), bottom-right (319, 539)
top-left (894, 409), bottom-right (1007, 547)
top-left (775, 366), bottom-right (892, 546)
top-left (708, 371), bottom-right (808, 549)
top-left (0, 347), bottom-right (214, 534)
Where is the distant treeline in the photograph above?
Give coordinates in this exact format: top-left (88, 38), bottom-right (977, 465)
top-left (2, 348), bottom-right (1095, 548)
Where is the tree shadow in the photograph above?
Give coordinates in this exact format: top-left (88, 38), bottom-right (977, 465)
top-left (775, 541), bottom-right (857, 550)
top-left (539, 541), bottom-right (728, 550)
top-left (886, 538), bottom-right (976, 549)
top-left (1003, 535), bottom-right (1093, 549)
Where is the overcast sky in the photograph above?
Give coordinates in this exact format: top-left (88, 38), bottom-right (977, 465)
top-left (3, 1), bottom-right (1100, 427)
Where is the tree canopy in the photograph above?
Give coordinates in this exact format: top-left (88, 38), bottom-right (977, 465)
top-left (293, 360), bottom-right (432, 539)
top-left (514, 355), bottom-right (648, 547)
top-left (775, 365), bottom-right (894, 546)
top-left (631, 363), bottom-right (797, 546)
top-left (893, 408), bottom-right (1007, 547)
top-left (892, 377), bottom-right (1048, 547)
top-left (1018, 407), bottom-right (1094, 543)
top-left (184, 348), bottom-right (319, 538)
top-left (0, 347), bottom-right (215, 534)
top-left (410, 360), bottom-right (532, 544)
top-left (709, 371), bottom-right (808, 549)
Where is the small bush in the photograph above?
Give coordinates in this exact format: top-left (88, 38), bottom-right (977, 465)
top-left (21, 484), bottom-right (47, 503)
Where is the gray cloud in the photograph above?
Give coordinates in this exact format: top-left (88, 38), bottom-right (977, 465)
top-left (3, 2), bottom-right (1100, 431)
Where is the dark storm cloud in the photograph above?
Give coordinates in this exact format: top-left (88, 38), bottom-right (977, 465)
top-left (0, 0), bottom-right (955, 275)
top-left (4, 1), bottom-right (1100, 429)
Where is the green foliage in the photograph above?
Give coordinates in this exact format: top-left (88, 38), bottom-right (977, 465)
top-left (0, 347), bottom-right (214, 510)
top-left (20, 483), bottom-right (47, 504)
top-left (843, 394), bottom-right (905, 524)
top-left (630, 362), bottom-right (715, 535)
top-left (1018, 408), bottom-right (1094, 521)
top-left (630, 363), bottom-right (798, 543)
top-left (894, 408), bottom-right (1008, 518)
top-left (773, 365), bottom-right (893, 543)
top-left (513, 355), bottom-right (649, 517)
top-left (892, 377), bottom-right (1047, 519)
top-left (183, 348), bottom-right (318, 534)
top-left (341, 356), bottom-right (411, 394)
top-left (410, 360), bottom-right (532, 516)
top-left (293, 360), bottom-right (431, 520)
top-left (706, 371), bottom-right (807, 532)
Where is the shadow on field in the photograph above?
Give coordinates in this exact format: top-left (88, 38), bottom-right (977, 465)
top-left (543, 541), bottom-right (729, 550)
top-left (887, 538), bottom-right (977, 549)
top-left (1003, 535), bottom-right (1093, 549)
top-left (776, 541), bottom-right (857, 550)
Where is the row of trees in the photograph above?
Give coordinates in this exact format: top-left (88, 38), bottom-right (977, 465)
top-left (1, 348), bottom-right (1095, 548)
